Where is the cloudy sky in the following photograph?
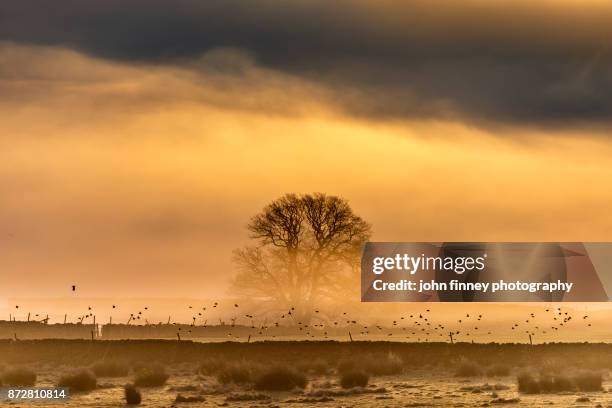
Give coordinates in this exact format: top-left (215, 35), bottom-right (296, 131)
top-left (1, 0), bottom-right (612, 302)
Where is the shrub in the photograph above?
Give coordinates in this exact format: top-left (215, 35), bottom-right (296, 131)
top-left (540, 374), bottom-right (572, 392)
top-left (216, 363), bottom-right (253, 385)
top-left (2, 367), bottom-right (36, 386)
top-left (455, 360), bottom-right (482, 377)
top-left (58, 369), bottom-right (97, 392)
top-left (574, 371), bottom-right (602, 392)
top-left (134, 365), bottom-right (169, 387)
top-left (92, 361), bottom-right (129, 377)
top-left (254, 366), bottom-right (307, 391)
top-left (198, 358), bottom-right (226, 376)
top-left (517, 371), bottom-right (601, 394)
top-left (517, 372), bottom-right (540, 394)
top-left (340, 371), bottom-right (369, 389)
top-left (124, 384), bottom-right (142, 405)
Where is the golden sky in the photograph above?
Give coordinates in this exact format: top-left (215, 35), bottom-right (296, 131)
top-left (1, 41), bottom-right (612, 302)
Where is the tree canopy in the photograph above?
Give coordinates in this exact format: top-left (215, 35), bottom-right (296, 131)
top-left (232, 193), bottom-right (371, 321)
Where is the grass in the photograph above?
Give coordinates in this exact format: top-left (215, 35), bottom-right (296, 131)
top-left (338, 352), bottom-right (403, 376)
top-left (573, 371), bottom-right (603, 392)
top-left (1, 340), bottom-right (612, 386)
top-left (254, 366), bottom-right (307, 391)
top-left (58, 369), bottom-right (97, 391)
top-left (175, 394), bottom-right (205, 402)
top-left (124, 384), bottom-right (142, 405)
top-left (91, 360), bottom-right (129, 377)
top-left (198, 358), bottom-right (226, 376)
top-left (340, 370), bottom-right (369, 388)
top-left (133, 364), bottom-right (169, 387)
top-left (2, 367), bottom-right (37, 386)
top-left (517, 371), bottom-right (603, 393)
top-left (216, 362), bottom-right (254, 385)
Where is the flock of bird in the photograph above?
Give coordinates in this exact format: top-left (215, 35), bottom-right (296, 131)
top-left (9, 301), bottom-right (595, 343)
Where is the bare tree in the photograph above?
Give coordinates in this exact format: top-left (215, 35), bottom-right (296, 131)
top-left (232, 193), bottom-right (371, 322)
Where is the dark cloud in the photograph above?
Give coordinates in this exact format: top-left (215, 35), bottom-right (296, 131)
top-left (2, 0), bottom-right (612, 125)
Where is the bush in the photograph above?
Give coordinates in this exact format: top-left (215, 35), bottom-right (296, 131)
top-left (574, 371), bottom-right (602, 392)
top-left (216, 363), bottom-right (253, 385)
top-left (455, 360), bottom-right (482, 377)
top-left (540, 374), bottom-right (573, 392)
top-left (124, 384), bottom-right (142, 405)
top-left (134, 365), bottom-right (169, 387)
top-left (2, 367), bottom-right (36, 386)
top-left (340, 371), bottom-right (369, 389)
top-left (517, 372), bottom-right (540, 394)
top-left (58, 369), bottom-right (97, 392)
top-left (198, 358), bottom-right (226, 376)
top-left (92, 361), bottom-right (129, 377)
top-left (517, 371), bottom-right (602, 394)
top-left (254, 366), bottom-right (307, 391)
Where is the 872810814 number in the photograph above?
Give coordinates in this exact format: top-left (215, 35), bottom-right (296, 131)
top-left (3, 387), bottom-right (70, 401)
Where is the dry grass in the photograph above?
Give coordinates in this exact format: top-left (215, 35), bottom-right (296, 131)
top-left (254, 366), bottom-right (307, 391)
top-left (3, 340), bottom-right (612, 372)
top-left (175, 394), bottom-right (205, 402)
top-left (2, 367), bottom-right (37, 386)
top-left (91, 360), bottom-right (129, 377)
top-left (340, 370), bottom-right (369, 388)
top-left (58, 369), bottom-right (97, 391)
top-left (216, 362), bottom-right (254, 385)
top-left (133, 364), bottom-right (169, 387)
top-left (198, 358), bottom-right (227, 376)
top-left (338, 352), bottom-right (403, 376)
top-left (517, 371), bottom-right (602, 393)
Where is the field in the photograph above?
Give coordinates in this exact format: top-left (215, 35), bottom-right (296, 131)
top-left (0, 340), bottom-right (611, 407)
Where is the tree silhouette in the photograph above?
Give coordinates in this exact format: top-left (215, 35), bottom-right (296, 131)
top-left (232, 193), bottom-right (371, 322)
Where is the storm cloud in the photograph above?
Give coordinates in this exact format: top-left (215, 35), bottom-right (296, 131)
top-left (2, 0), bottom-right (612, 125)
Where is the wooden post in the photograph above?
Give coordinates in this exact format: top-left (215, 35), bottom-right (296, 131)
top-left (167, 315), bottom-right (171, 324)
top-left (27, 312), bottom-right (30, 322)
top-left (528, 334), bottom-right (532, 345)
top-left (91, 330), bottom-right (95, 340)
top-left (247, 335), bottom-right (251, 343)
top-left (64, 314), bottom-right (67, 324)
top-left (449, 332), bottom-right (454, 344)
top-left (348, 331), bottom-right (353, 342)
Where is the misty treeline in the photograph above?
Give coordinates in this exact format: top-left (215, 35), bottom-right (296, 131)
top-left (232, 193), bottom-right (371, 322)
